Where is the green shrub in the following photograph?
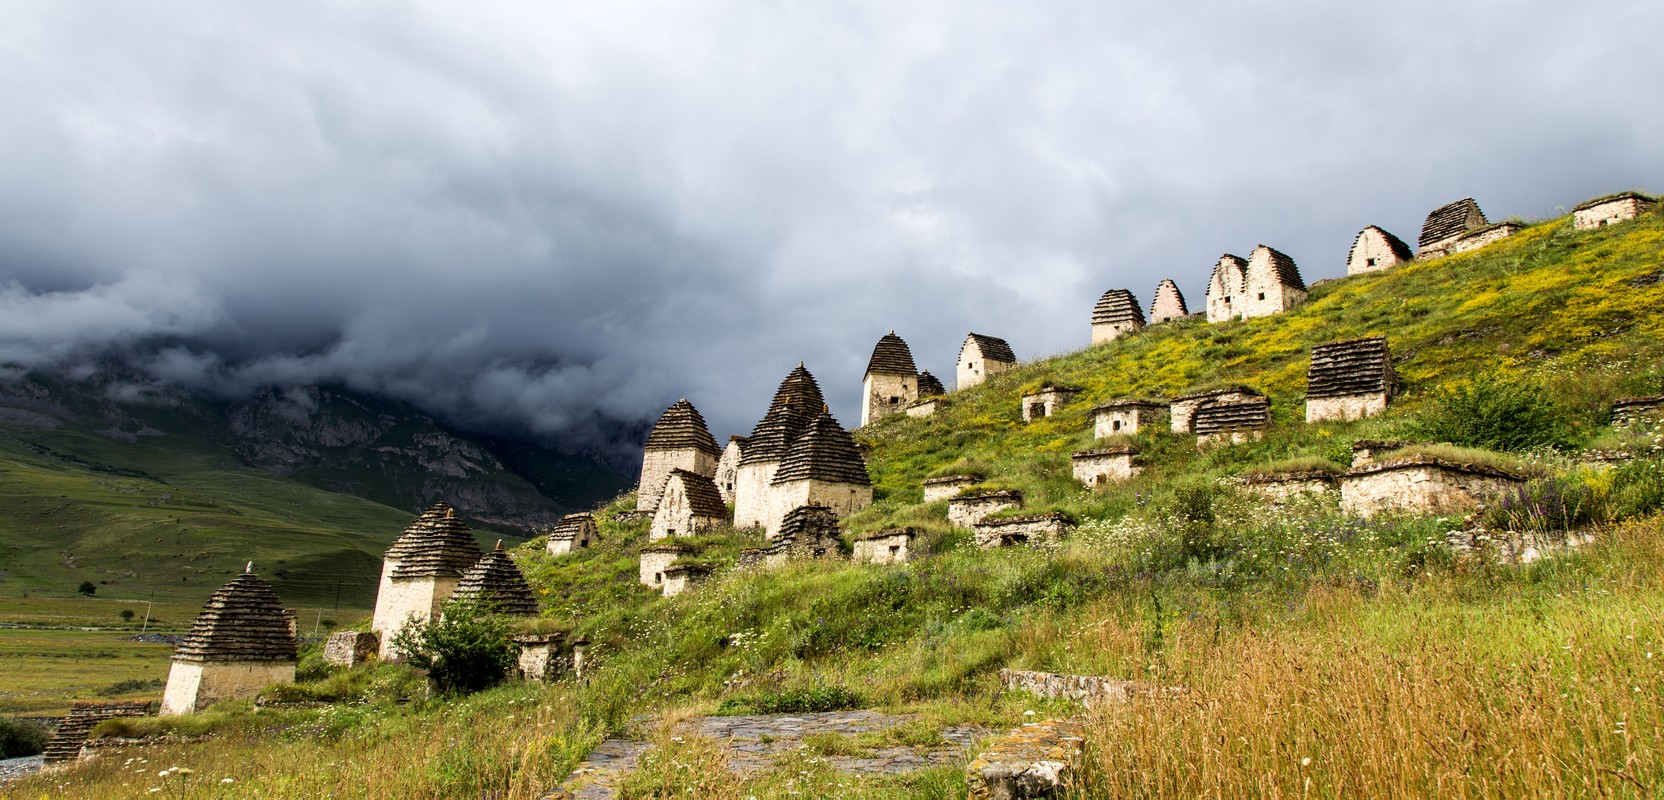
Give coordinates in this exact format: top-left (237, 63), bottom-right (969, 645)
top-left (1484, 474), bottom-right (1609, 535)
top-left (1609, 457), bottom-right (1664, 521)
top-left (715, 686), bottom-right (865, 715)
top-left (1412, 375), bottom-right (1574, 452)
top-left (389, 600), bottom-right (516, 696)
top-left (0, 717), bottom-right (48, 758)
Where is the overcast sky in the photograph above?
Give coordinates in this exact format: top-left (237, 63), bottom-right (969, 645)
top-left (2, 1), bottom-right (1661, 457)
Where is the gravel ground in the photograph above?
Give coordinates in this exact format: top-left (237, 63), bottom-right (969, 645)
top-left (0, 754), bottom-right (43, 783)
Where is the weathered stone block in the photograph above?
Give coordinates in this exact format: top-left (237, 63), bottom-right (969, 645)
top-left (1070, 447), bottom-right (1139, 488)
top-left (1346, 225), bottom-right (1413, 275)
top-left (966, 718), bottom-right (1084, 800)
top-left (1340, 457), bottom-right (1524, 518)
top-left (852, 528), bottom-right (917, 564)
top-left (1020, 386), bottom-right (1079, 423)
top-left (1238, 471), bottom-right (1336, 504)
top-left (948, 491), bottom-right (1023, 528)
top-left (972, 513), bottom-right (1072, 549)
top-left (1611, 395), bottom-right (1664, 428)
top-left (322, 630), bottom-right (379, 668)
top-left (923, 474), bottom-right (981, 503)
top-left (661, 564), bottom-right (710, 597)
top-left (1574, 192), bottom-right (1656, 230)
top-left (905, 398), bottom-right (944, 418)
top-left (161, 661), bottom-right (295, 716)
top-left (513, 633), bottom-right (568, 682)
top-left (639, 544), bottom-right (692, 589)
top-left (1091, 399), bottom-right (1168, 438)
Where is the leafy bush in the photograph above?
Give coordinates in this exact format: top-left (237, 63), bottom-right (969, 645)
top-left (1609, 457), bottom-right (1664, 521)
top-left (715, 686), bottom-right (864, 715)
top-left (1485, 474), bottom-right (1609, 535)
top-left (0, 717), bottom-right (48, 758)
top-left (1413, 376), bottom-right (1574, 452)
top-left (389, 600), bottom-right (516, 696)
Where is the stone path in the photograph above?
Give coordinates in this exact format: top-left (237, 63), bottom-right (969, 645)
top-left (0, 754), bottom-right (43, 783)
top-left (543, 710), bottom-right (987, 799)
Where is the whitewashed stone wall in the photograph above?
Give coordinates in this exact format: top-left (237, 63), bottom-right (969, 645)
top-left (1020, 389), bottom-right (1076, 422)
top-left (765, 479), bottom-right (873, 538)
top-left (661, 566), bottom-right (708, 597)
top-left (732, 461), bottom-right (780, 529)
top-left (1238, 247), bottom-right (1307, 319)
top-left (1205, 255), bottom-right (1247, 323)
top-left (322, 631), bottom-right (378, 668)
top-left (923, 475), bottom-right (980, 503)
top-left (862, 372), bottom-right (916, 428)
top-left (905, 398), bottom-right (943, 418)
top-left (1306, 392), bottom-right (1390, 423)
top-left (1347, 228), bottom-right (1408, 275)
top-left (957, 342), bottom-right (1014, 390)
top-left (637, 449), bottom-right (718, 512)
top-left (1239, 473), bottom-right (1336, 504)
top-left (1090, 319), bottom-right (1142, 346)
top-left (948, 492), bottom-right (1023, 528)
top-left (853, 530), bottom-right (915, 564)
top-left (1071, 449), bottom-right (1139, 487)
top-left (715, 439), bottom-right (745, 504)
top-left (1149, 279), bottom-right (1188, 324)
top-left (972, 514), bottom-right (1072, 549)
top-left (1340, 460), bottom-right (1522, 518)
top-left (1451, 222), bottom-right (1522, 255)
top-left (161, 661), bottom-right (295, 715)
top-left (1196, 429), bottom-right (1263, 447)
top-left (650, 479), bottom-right (723, 541)
top-left (1574, 196), bottom-right (1654, 230)
top-left (639, 547), bottom-right (688, 588)
top-left (372, 575), bottom-right (459, 659)
top-left (1093, 403), bottom-right (1167, 438)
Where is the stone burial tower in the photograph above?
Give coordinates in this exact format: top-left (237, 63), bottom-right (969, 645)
top-left (767, 410), bottom-right (873, 537)
top-left (636, 399), bottom-right (721, 512)
top-left (449, 541), bottom-right (538, 617)
top-left (1149, 279), bottom-right (1189, 324)
top-left (1205, 254), bottom-right (1248, 323)
top-left (1305, 336), bottom-right (1397, 422)
top-left (1346, 225), bottom-right (1413, 275)
top-left (160, 564), bottom-right (298, 715)
top-left (1417, 198), bottom-right (1488, 258)
top-left (957, 333), bottom-right (1016, 390)
top-left (371, 501), bottom-right (484, 658)
top-left (1090, 289), bottom-right (1145, 345)
top-left (733, 363), bottom-right (826, 529)
top-left (861, 331), bottom-right (920, 427)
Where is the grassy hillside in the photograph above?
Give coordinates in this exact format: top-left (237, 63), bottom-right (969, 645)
top-left (13, 207), bottom-right (1664, 798)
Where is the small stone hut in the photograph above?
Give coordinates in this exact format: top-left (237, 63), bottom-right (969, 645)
top-left (1071, 447), bottom-right (1140, 487)
top-left (661, 564), bottom-right (712, 597)
top-left (1239, 245), bottom-right (1307, 319)
top-left (1305, 336), bottom-right (1397, 422)
top-left (639, 543), bottom-right (693, 589)
top-left (1341, 454), bottom-right (1524, 518)
top-left (546, 512), bottom-right (598, 555)
top-left (371, 502), bottom-right (483, 658)
top-left (1194, 395), bottom-right (1272, 445)
top-left (853, 528), bottom-right (917, 564)
top-left (948, 490), bottom-right (1023, 527)
top-left (1091, 289), bottom-right (1145, 345)
top-left (907, 372), bottom-right (948, 418)
top-left (636, 399), bottom-right (721, 512)
top-left (651, 468), bottom-right (729, 540)
top-left (774, 504), bottom-right (843, 559)
top-left (42, 702), bottom-right (153, 763)
top-left (1093, 399), bottom-right (1169, 438)
top-left (1451, 221), bottom-right (1522, 255)
top-left (1149, 278), bottom-right (1190, 324)
top-left (1418, 198), bottom-right (1488, 257)
top-left (918, 370), bottom-right (946, 398)
top-left (449, 542), bottom-right (538, 616)
top-left (861, 331), bottom-right (920, 427)
top-left (1346, 226), bottom-right (1414, 275)
top-left (715, 435), bottom-right (747, 504)
top-left (1204, 254), bottom-right (1248, 323)
top-left (922, 474), bottom-right (981, 503)
top-left (1170, 386), bottom-right (1264, 433)
top-left (972, 512), bottom-right (1073, 550)
top-left (734, 363), bottom-right (826, 529)
top-left (1574, 192), bottom-right (1656, 230)
top-left (1020, 385), bottom-right (1079, 422)
top-left (766, 411), bottom-right (872, 538)
top-left (957, 333), bottom-right (1016, 390)
top-left (1238, 471), bottom-right (1337, 504)
top-left (161, 566), bottom-right (298, 715)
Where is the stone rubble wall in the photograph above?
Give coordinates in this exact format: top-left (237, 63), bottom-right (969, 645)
top-left (1093, 403), bottom-right (1167, 438)
top-left (322, 630), bottom-right (378, 668)
top-left (1020, 390), bottom-right (1076, 422)
top-left (852, 532), bottom-right (914, 564)
top-left (1306, 392), bottom-right (1389, 423)
top-left (765, 479), bottom-right (873, 538)
top-left (972, 514), bottom-right (1071, 549)
top-left (1071, 452), bottom-right (1139, 487)
top-left (636, 449), bottom-right (718, 513)
top-left (1170, 390), bottom-right (1258, 433)
top-left (1340, 462), bottom-right (1522, 518)
top-left (948, 493), bottom-right (1023, 528)
top-left (638, 549), bottom-right (685, 588)
top-left (1239, 474), bottom-right (1336, 504)
top-left (998, 669), bottom-right (1154, 710)
top-left (966, 718), bottom-right (1085, 800)
top-left (161, 660), bottom-right (294, 716)
top-left (1574, 196), bottom-right (1654, 230)
top-left (905, 398), bottom-right (942, 418)
top-left (1451, 222), bottom-right (1522, 255)
top-left (923, 475), bottom-right (980, 503)
top-left (715, 439), bottom-right (745, 504)
top-left (862, 372), bottom-right (916, 428)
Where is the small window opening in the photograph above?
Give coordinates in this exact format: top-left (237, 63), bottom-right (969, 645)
top-left (888, 545), bottom-right (901, 556)
top-left (889, 396), bottom-right (899, 404)
top-left (1366, 257), bottom-right (1377, 267)
top-left (654, 572), bottom-right (664, 584)
top-left (1257, 292), bottom-right (1266, 301)
top-left (1112, 420), bottom-right (1122, 431)
top-left (667, 528), bottom-right (677, 537)
top-left (1029, 403), bottom-right (1045, 419)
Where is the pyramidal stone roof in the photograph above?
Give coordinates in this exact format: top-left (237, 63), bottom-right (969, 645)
top-left (1193, 396), bottom-right (1272, 435)
top-left (667, 468), bottom-right (728, 518)
top-left (964, 333), bottom-right (1016, 364)
top-left (1250, 245), bottom-right (1306, 290)
top-left (387, 502), bottom-right (485, 579)
top-left (740, 364), bottom-right (826, 466)
top-left (778, 504), bottom-right (841, 541)
top-left (772, 411), bottom-right (871, 486)
top-left (1150, 279), bottom-right (1189, 323)
top-left (549, 513), bottom-right (597, 539)
top-left (450, 542), bottom-right (538, 616)
top-left (865, 331), bottom-right (918, 377)
top-left (171, 568), bottom-right (298, 663)
top-left (1307, 336), bottom-right (1394, 398)
top-left (1092, 289), bottom-right (1146, 326)
top-left (1349, 225), bottom-right (1414, 263)
top-left (1419, 198), bottom-right (1487, 248)
top-left (644, 399), bottom-right (721, 456)
top-left (917, 371), bottom-right (946, 398)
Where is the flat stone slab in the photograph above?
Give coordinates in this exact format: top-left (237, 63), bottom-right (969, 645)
top-left (542, 710), bottom-right (987, 799)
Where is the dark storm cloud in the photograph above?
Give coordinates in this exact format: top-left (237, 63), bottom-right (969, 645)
top-left (1, 1), bottom-right (1661, 453)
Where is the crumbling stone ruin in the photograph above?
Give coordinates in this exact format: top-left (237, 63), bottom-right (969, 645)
top-left (322, 630), bottom-right (379, 668)
top-left (770, 504), bottom-right (844, 559)
top-left (1611, 396), bottom-right (1664, 427)
top-left (957, 332), bottom-right (1016, 390)
top-left (966, 716), bottom-right (1084, 800)
top-left (861, 331), bottom-right (920, 427)
top-left (161, 566), bottom-right (298, 715)
top-left (650, 468), bottom-right (728, 540)
top-left (1346, 225), bottom-right (1413, 275)
top-left (512, 633), bottom-right (567, 682)
top-left (371, 502), bottom-right (483, 658)
top-left (948, 490), bottom-right (1023, 527)
top-left (1305, 335), bottom-right (1397, 422)
top-left (636, 399), bottom-right (721, 513)
top-left (918, 370), bottom-right (946, 398)
top-left (449, 541), bottom-right (538, 616)
top-left (661, 564), bottom-right (711, 597)
top-left (1417, 197), bottom-right (1520, 258)
top-left (1149, 278), bottom-right (1189, 324)
top-left (1205, 246), bottom-right (1306, 322)
top-left (546, 512), bottom-right (598, 555)
top-left (1193, 395), bottom-right (1271, 445)
top-left (972, 512), bottom-right (1073, 549)
top-left (1021, 386), bottom-right (1079, 422)
top-left (1071, 447), bottom-right (1140, 487)
top-left (922, 474), bottom-right (981, 503)
top-left (1238, 471), bottom-right (1336, 503)
top-left (42, 701), bottom-right (152, 764)
top-left (1090, 289), bottom-right (1145, 345)
top-left (852, 528), bottom-right (917, 564)
top-left (1092, 398), bottom-right (1168, 438)
top-left (733, 363), bottom-right (826, 529)
top-left (907, 371), bottom-right (948, 417)
top-left (715, 435), bottom-right (747, 503)
top-left (1574, 192), bottom-right (1656, 230)
top-left (1170, 386), bottom-right (1264, 434)
top-left (1340, 453), bottom-right (1524, 518)
top-left (639, 543), bottom-right (692, 589)
top-left (1204, 254), bottom-right (1247, 323)
top-left (766, 411), bottom-right (872, 537)
top-left (998, 668), bottom-right (1170, 711)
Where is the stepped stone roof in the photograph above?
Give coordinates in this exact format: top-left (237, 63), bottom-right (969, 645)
top-left (643, 399), bottom-right (721, 456)
top-left (549, 513), bottom-right (597, 540)
top-left (171, 568), bottom-right (298, 663)
top-left (740, 364), bottom-right (826, 466)
top-left (1092, 398), bottom-right (1169, 411)
top-left (1173, 385), bottom-right (1264, 403)
top-left (387, 502), bottom-right (485, 579)
top-left (1573, 191), bottom-right (1655, 212)
top-left (1150, 279), bottom-right (1189, 323)
top-left (1209, 254), bottom-right (1247, 287)
top-left (1092, 289), bottom-right (1146, 326)
top-left (778, 504), bottom-right (841, 540)
top-left (42, 702), bottom-right (152, 763)
top-left (853, 527), bottom-right (918, 542)
top-left (1419, 198), bottom-right (1487, 248)
top-left (666, 468), bottom-right (728, 517)
top-left (1348, 225), bottom-right (1413, 263)
top-left (1249, 245), bottom-right (1306, 290)
top-left (450, 542), bottom-right (538, 616)
top-left (1193, 396), bottom-right (1272, 436)
top-left (917, 371), bottom-right (946, 398)
top-left (1307, 336), bottom-right (1394, 398)
top-left (963, 333), bottom-right (1016, 364)
top-left (865, 331), bottom-right (919, 377)
top-left (772, 412), bottom-right (871, 486)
